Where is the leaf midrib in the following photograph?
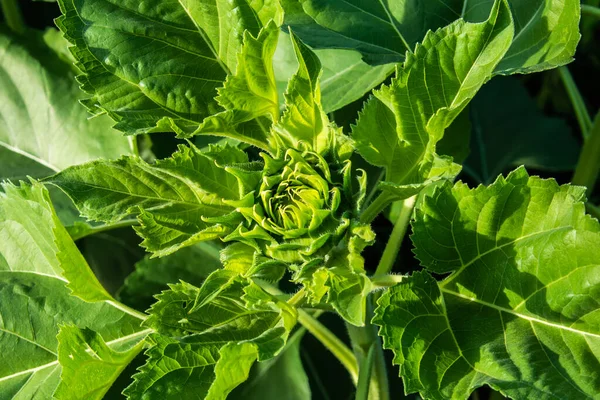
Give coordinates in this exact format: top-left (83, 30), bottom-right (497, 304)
top-left (441, 226), bottom-right (572, 287)
top-left (441, 288), bottom-right (600, 339)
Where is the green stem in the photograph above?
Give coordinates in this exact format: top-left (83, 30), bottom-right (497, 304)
top-left (287, 288), bottom-right (306, 307)
top-left (0, 0), bottom-right (25, 34)
top-left (346, 299), bottom-right (390, 400)
top-left (582, 4), bottom-right (600, 19)
top-left (573, 112), bottom-right (600, 196)
top-left (587, 203), bottom-right (600, 220)
top-left (360, 192), bottom-right (395, 224)
top-left (558, 66), bottom-right (592, 139)
top-left (128, 136), bottom-right (139, 157)
top-left (355, 343), bottom-right (376, 400)
top-left (374, 196), bottom-right (416, 277)
top-left (297, 309), bottom-right (359, 384)
top-left (371, 274), bottom-right (405, 289)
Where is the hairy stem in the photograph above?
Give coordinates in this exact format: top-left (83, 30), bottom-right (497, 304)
top-left (297, 309), bottom-right (359, 384)
top-left (0, 0), bottom-right (25, 34)
top-left (582, 4), bottom-right (600, 19)
top-left (360, 192), bottom-right (395, 224)
top-left (355, 343), bottom-right (376, 400)
top-left (573, 112), bottom-right (600, 196)
top-left (374, 196), bottom-right (416, 277)
top-left (558, 66), bottom-right (592, 139)
top-left (371, 274), bottom-right (405, 289)
top-left (346, 299), bottom-right (390, 400)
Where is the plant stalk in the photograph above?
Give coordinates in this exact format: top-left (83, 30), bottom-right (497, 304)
top-left (582, 4), bottom-right (600, 19)
top-left (558, 66), bottom-right (592, 139)
top-left (297, 309), bottom-right (359, 384)
top-left (0, 0), bottom-right (25, 34)
top-left (346, 299), bottom-right (390, 400)
top-left (573, 112), bottom-right (600, 196)
top-left (355, 343), bottom-right (376, 400)
top-left (587, 203), bottom-right (600, 220)
top-left (360, 192), bottom-right (395, 224)
top-left (371, 274), bottom-right (405, 289)
top-left (374, 196), bottom-right (416, 277)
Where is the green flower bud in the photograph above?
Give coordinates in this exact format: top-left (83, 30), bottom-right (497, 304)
top-left (253, 149), bottom-right (341, 239)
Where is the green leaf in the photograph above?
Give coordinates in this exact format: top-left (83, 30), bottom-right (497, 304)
top-left (231, 330), bottom-right (311, 400)
top-left (274, 32), bottom-right (332, 154)
top-left (492, 0), bottom-right (581, 74)
top-left (192, 22), bottom-right (283, 152)
top-left (54, 326), bottom-right (146, 400)
top-left (55, 0), bottom-right (281, 145)
top-left (0, 181), bottom-right (110, 302)
top-left (0, 182), bottom-right (149, 398)
top-left (293, 223), bottom-right (375, 326)
top-left (273, 31), bottom-right (394, 113)
top-left (119, 242), bottom-right (222, 311)
top-left (375, 167), bottom-right (600, 399)
top-left (125, 271), bottom-right (297, 398)
top-left (281, 0), bottom-right (580, 74)
top-left (352, 0), bottom-right (513, 191)
top-left (216, 22), bottom-right (280, 124)
top-left (0, 27), bottom-right (130, 181)
top-left (47, 144), bottom-right (245, 257)
top-left (464, 76), bottom-right (580, 184)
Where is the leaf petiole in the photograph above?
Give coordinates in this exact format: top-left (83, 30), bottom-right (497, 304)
top-left (359, 191), bottom-right (395, 224)
top-left (297, 309), bottom-right (359, 384)
top-left (374, 195), bottom-right (416, 277)
top-left (573, 111), bottom-right (600, 195)
top-left (355, 343), bottom-right (376, 400)
top-left (558, 66), bottom-right (593, 139)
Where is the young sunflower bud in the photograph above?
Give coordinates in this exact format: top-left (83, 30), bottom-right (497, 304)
top-left (223, 146), bottom-right (365, 264)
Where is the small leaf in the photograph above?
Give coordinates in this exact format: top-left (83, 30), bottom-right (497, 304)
top-left (375, 167), bottom-right (600, 399)
top-left (54, 326), bottom-right (147, 400)
top-left (47, 144), bottom-right (245, 256)
top-left (230, 330), bottom-right (311, 400)
top-left (126, 273), bottom-right (297, 398)
top-left (274, 32), bottom-right (332, 154)
top-left (273, 31), bottom-right (394, 113)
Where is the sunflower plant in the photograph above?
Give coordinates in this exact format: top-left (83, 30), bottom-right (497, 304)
top-left (1, 0), bottom-right (599, 399)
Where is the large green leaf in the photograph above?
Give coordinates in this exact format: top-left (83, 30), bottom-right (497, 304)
top-left (0, 27), bottom-right (130, 181)
top-left (0, 182), bottom-right (149, 398)
top-left (374, 167), bottom-right (600, 399)
top-left (47, 144), bottom-right (247, 256)
top-left (464, 76), bottom-right (580, 184)
top-left (55, 0), bottom-right (282, 145)
top-left (352, 0), bottom-right (513, 195)
top-left (125, 270), bottom-right (297, 399)
top-left (281, 0), bottom-right (580, 74)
